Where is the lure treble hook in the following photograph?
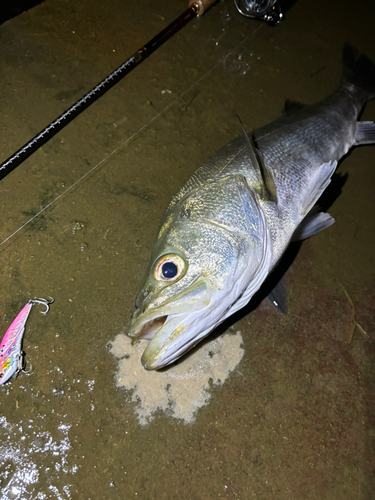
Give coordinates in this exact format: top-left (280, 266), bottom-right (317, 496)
top-left (30, 297), bottom-right (54, 315)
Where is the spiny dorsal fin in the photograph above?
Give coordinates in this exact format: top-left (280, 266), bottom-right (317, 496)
top-left (281, 99), bottom-right (306, 116)
top-left (236, 114), bottom-right (278, 204)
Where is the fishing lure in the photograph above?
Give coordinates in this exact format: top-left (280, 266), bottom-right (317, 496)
top-left (0, 297), bottom-right (54, 385)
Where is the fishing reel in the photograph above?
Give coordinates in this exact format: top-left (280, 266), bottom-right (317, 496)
top-left (234, 0), bottom-right (283, 25)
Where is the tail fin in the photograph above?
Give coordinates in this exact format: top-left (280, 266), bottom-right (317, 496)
top-left (342, 44), bottom-right (375, 100)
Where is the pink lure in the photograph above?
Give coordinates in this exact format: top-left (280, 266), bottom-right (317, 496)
top-left (0, 297), bottom-right (53, 385)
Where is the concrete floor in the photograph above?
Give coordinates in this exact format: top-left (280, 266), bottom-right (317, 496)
top-left (0, 0), bottom-right (374, 498)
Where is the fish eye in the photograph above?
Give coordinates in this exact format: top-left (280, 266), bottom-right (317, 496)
top-left (154, 254), bottom-right (186, 282)
top-left (162, 261), bottom-right (178, 278)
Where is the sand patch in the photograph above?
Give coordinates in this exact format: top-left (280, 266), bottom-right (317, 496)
top-left (110, 330), bottom-right (244, 425)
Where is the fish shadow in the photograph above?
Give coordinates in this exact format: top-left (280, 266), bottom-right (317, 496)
top-left (163, 172), bottom-right (347, 370)
top-left (316, 171), bottom-right (348, 213)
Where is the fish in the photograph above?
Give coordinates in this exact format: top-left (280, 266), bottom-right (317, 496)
top-left (0, 297), bottom-right (53, 384)
top-left (128, 44), bottom-right (375, 370)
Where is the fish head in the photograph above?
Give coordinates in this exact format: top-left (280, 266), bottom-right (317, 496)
top-left (128, 174), bottom-right (270, 370)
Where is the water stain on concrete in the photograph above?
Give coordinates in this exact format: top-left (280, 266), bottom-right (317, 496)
top-left (110, 329), bottom-right (244, 425)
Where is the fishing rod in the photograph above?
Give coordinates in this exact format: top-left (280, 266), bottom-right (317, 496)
top-left (0, 0), bottom-right (217, 181)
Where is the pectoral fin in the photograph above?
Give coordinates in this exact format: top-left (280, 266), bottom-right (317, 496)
top-left (236, 114), bottom-right (278, 204)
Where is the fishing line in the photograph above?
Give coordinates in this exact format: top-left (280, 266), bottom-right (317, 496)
top-left (0, 24), bottom-right (263, 249)
top-left (0, 1), bottom-right (210, 179)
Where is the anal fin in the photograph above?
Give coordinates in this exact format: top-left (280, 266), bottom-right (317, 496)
top-left (267, 271), bottom-right (290, 315)
top-left (293, 206), bottom-right (335, 241)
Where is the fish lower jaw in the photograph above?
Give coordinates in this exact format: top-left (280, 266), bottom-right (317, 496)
top-left (140, 320), bottom-right (216, 371)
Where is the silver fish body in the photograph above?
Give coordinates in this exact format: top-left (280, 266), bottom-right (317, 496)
top-left (128, 45), bottom-right (375, 370)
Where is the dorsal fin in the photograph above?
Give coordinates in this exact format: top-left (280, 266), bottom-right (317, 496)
top-left (281, 99), bottom-right (306, 116)
top-left (236, 114), bottom-right (278, 204)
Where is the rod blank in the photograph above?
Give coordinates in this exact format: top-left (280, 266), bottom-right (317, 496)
top-left (0, 4), bottom-right (200, 180)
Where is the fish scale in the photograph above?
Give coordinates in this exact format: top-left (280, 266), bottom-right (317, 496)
top-left (129, 45), bottom-right (375, 370)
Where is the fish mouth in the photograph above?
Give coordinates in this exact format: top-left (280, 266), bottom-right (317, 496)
top-left (128, 278), bottom-right (212, 370)
top-left (141, 313), bottom-right (194, 370)
top-left (131, 315), bottom-right (169, 340)
top-left (129, 311), bottom-right (204, 370)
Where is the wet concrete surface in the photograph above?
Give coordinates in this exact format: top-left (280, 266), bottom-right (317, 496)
top-left (0, 0), bottom-right (374, 498)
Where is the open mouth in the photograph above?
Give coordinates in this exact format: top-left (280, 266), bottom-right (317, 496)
top-left (129, 312), bottom-right (187, 341)
top-left (128, 311), bottom-right (197, 370)
top-left (127, 278), bottom-right (213, 369)
top-left (128, 309), bottom-right (181, 337)
top-left (129, 278), bottom-right (212, 339)
top-left (133, 315), bottom-right (168, 340)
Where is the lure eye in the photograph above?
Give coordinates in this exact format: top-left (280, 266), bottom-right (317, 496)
top-left (154, 254), bottom-right (186, 282)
